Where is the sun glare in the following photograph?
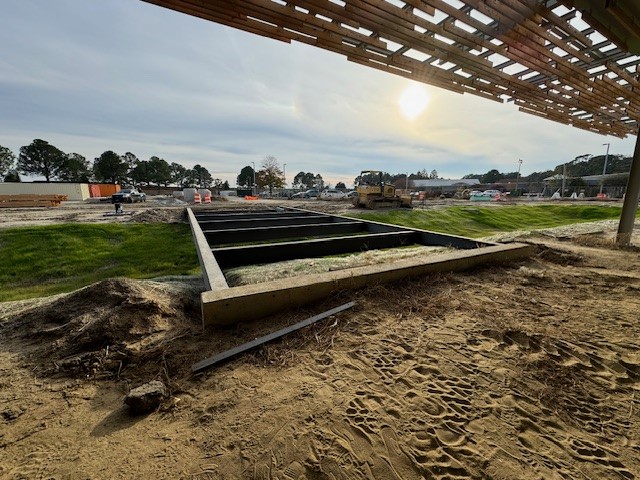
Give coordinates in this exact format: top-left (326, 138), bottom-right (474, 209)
top-left (398, 84), bottom-right (430, 120)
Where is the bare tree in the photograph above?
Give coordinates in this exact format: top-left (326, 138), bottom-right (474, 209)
top-left (260, 155), bottom-right (284, 194)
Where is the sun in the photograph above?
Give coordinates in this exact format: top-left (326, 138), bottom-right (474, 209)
top-left (398, 83), bottom-right (430, 120)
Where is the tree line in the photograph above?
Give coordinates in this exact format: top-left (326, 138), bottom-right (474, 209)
top-left (235, 155), bottom-right (344, 192)
top-left (0, 139), bottom-right (230, 189)
top-left (4, 140), bottom-right (630, 192)
top-left (348, 153), bottom-right (632, 189)
top-left (463, 153), bottom-right (632, 184)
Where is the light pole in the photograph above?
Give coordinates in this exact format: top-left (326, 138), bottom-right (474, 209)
top-left (515, 159), bottom-right (523, 195)
top-left (283, 163), bottom-right (287, 189)
top-left (405, 173), bottom-right (409, 193)
top-left (600, 143), bottom-right (610, 195)
top-left (251, 161), bottom-right (256, 194)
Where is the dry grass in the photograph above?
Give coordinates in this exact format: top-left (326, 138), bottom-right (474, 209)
top-left (224, 245), bottom-right (448, 286)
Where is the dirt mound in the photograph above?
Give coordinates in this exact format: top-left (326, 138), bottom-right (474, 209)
top-left (2, 278), bottom-right (201, 379)
top-left (534, 245), bottom-right (584, 265)
top-left (128, 208), bottom-right (187, 224)
top-left (570, 231), bottom-right (640, 251)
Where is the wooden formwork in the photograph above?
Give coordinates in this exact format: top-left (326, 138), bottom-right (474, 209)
top-left (188, 207), bottom-right (533, 326)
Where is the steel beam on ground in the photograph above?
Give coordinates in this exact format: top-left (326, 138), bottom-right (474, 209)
top-left (192, 301), bottom-right (357, 372)
top-left (414, 231), bottom-right (489, 249)
top-left (330, 213), bottom-right (493, 249)
top-left (212, 231), bottom-right (419, 269)
top-left (197, 214), bottom-right (340, 230)
top-left (194, 210), bottom-right (318, 220)
top-left (203, 221), bottom-right (367, 246)
top-left (616, 127), bottom-right (640, 246)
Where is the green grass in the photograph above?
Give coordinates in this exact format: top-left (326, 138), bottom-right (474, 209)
top-left (1, 205), bottom-right (634, 302)
top-left (0, 223), bottom-right (200, 302)
top-left (346, 204), bottom-right (627, 238)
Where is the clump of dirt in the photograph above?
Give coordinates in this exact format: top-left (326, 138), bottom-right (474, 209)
top-left (570, 232), bottom-right (640, 252)
top-left (2, 278), bottom-right (202, 379)
top-left (129, 208), bottom-right (187, 224)
top-left (534, 245), bottom-right (584, 266)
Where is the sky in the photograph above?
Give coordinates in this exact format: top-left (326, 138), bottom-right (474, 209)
top-left (0, 0), bottom-right (637, 188)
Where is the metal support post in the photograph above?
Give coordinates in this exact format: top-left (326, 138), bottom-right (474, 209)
top-left (600, 143), bottom-right (610, 195)
top-left (251, 161), bottom-right (256, 196)
top-left (616, 129), bottom-right (640, 246)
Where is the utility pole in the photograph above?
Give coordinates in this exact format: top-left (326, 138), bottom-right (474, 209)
top-left (561, 163), bottom-right (567, 197)
top-left (405, 173), bottom-right (409, 193)
top-left (599, 143), bottom-right (610, 195)
top-left (515, 159), bottom-right (523, 195)
top-left (283, 163), bottom-right (287, 188)
top-left (251, 161), bottom-right (256, 195)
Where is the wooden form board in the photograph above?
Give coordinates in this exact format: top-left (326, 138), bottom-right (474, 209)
top-left (0, 195), bottom-right (68, 208)
top-left (142, 0), bottom-right (640, 138)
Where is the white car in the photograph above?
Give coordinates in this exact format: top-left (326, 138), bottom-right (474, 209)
top-left (320, 189), bottom-right (346, 200)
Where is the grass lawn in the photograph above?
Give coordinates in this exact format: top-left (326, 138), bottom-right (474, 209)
top-left (0, 223), bottom-right (200, 302)
top-left (347, 204), bottom-right (626, 238)
top-left (0, 205), bottom-right (633, 302)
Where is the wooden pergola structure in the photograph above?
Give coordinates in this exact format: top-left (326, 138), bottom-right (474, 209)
top-left (142, 0), bottom-right (640, 244)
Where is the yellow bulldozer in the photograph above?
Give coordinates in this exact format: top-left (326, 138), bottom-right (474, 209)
top-left (352, 170), bottom-right (413, 209)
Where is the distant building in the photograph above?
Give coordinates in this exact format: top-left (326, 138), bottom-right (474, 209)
top-left (543, 173), bottom-right (621, 186)
top-left (410, 178), bottom-right (481, 197)
top-left (542, 173), bottom-right (627, 197)
top-left (411, 179), bottom-right (480, 189)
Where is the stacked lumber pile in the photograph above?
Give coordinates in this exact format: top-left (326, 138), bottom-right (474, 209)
top-left (0, 194), bottom-right (68, 208)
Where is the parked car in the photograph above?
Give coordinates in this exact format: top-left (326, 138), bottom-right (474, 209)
top-left (291, 191), bottom-right (306, 199)
top-left (303, 189), bottom-right (318, 198)
top-left (346, 190), bottom-right (358, 198)
top-left (112, 188), bottom-right (146, 203)
top-left (482, 189), bottom-right (501, 197)
top-left (320, 189), bottom-right (346, 200)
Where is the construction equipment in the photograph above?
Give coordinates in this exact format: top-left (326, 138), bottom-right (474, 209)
top-left (352, 170), bottom-right (412, 209)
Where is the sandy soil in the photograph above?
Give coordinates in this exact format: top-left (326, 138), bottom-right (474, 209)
top-left (0, 199), bottom-right (192, 229)
top-left (1, 203), bottom-right (639, 479)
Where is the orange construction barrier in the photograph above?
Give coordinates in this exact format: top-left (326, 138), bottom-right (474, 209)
top-left (194, 192), bottom-right (201, 204)
top-left (204, 192), bottom-right (212, 204)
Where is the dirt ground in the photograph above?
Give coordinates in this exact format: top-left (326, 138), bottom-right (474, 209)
top-left (1, 201), bottom-right (639, 479)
